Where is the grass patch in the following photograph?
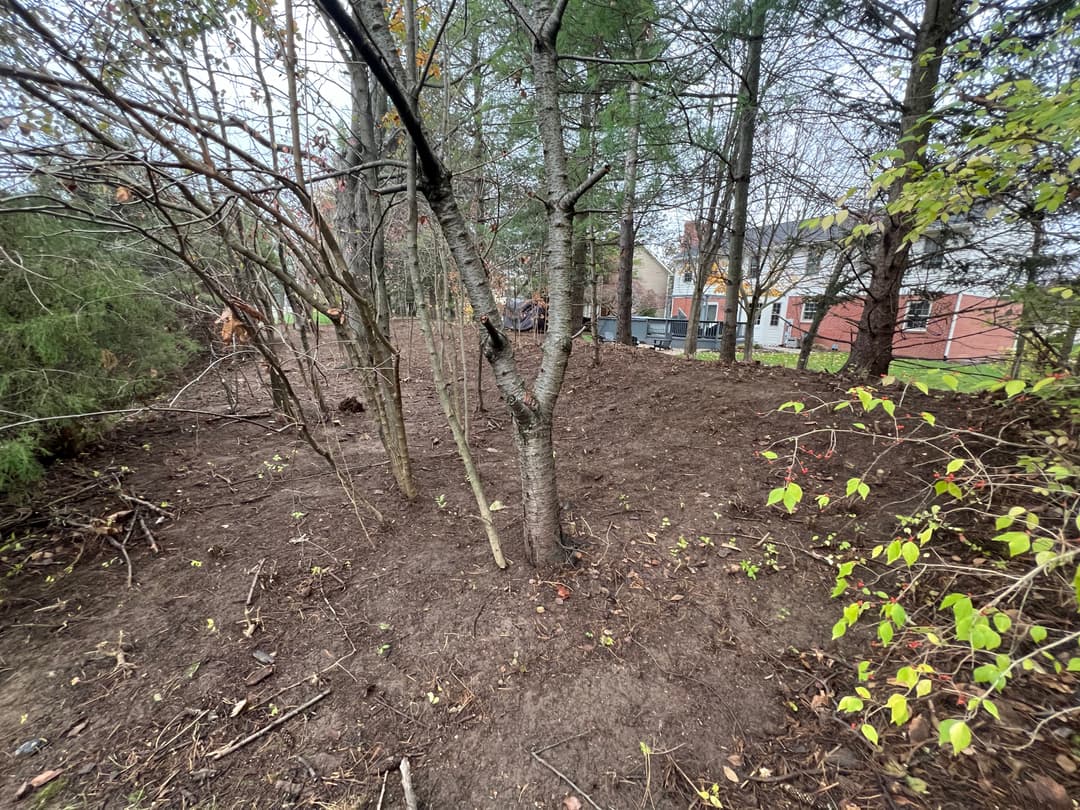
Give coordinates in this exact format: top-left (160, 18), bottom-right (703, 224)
top-left (692, 350), bottom-right (1011, 392)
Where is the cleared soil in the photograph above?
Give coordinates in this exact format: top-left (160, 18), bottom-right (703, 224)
top-left (1, 325), bottom-right (1076, 809)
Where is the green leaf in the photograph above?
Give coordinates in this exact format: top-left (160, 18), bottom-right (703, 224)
top-left (779, 400), bottom-right (805, 414)
top-left (992, 612), bottom-right (1011, 633)
top-left (881, 399), bottom-right (896, 417)
top-left (916, 678), bottom-right (932, 698)
top-left (761, 450), bottom-right (778, 460)
top-left (886, 693), bottom-right (910, 725)
top-left (1003, 379), bottom-right (1026, 397)
top-left (920, 411), bottom-right (936, 426)
top-left (941, 374), bottom-right (959, 391)
top-left (855, 685), bottom-right (871, 699)
top-left (861, 724), bottom-right (879, 745)
top-left (1067, 658), bottom-right (1080, 672)
top-left (946, 458), bottom-right (965, 474)
top-left (782, 482), bottom-right (803, 514)
top-left (914, 381), bottom-right (930, 395)
top-left (939, 719), bottom-right (972, 755)
top-left (1030, 625), bottom-right (1047, 643)
top-left (981, 699), bottom-right (1000, 720)
top-left (970, 623), bottom-right (1002, 651)
top-left (994, 531), bottom-right (1030, 556)
top-left (886, 538), bottom-right (902, 564)
top-left (838, 696), bottom-right (864, 713)
top-left (766, 486), bottom-right (785, 507)
top-left (902, 542), bottom-right (920, 567)
top-left (832, 618), bottom-right (848, 639)
top-left (895, 666), bottom-right (918, 688)
top-left (878, 620), bottom-right (894, 645)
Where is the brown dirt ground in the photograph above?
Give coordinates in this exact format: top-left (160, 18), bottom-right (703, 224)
top-left (1, 325), bottom-right (1075, 809)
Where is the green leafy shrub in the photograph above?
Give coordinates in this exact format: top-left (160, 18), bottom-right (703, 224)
top-left (764, 371), bottom-right (1079, 757)
top-left (0, 210), bottom-right (195, 492)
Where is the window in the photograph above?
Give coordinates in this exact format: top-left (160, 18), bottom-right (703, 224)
top-left (922, 238), bottom-right (946, 272)
top-left (905, 299), bottom-right (931, 330)
top-left (801, 300), bottom-right (819, 322)
top-left (806, 247), bottom-right (823, 276)
top-left (769, 301), bottom-right (782, 326)
top-left (703, 302), bottom-right (718, 322)
top-left (682, 268), bottom-right (693, 283)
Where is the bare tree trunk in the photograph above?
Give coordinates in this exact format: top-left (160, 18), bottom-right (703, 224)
top-left (797, 248), bottom-right (853, 371)
top-left (615, 76), bottom-right (642, 345)
top-left (405, 118), bottom-right (504, 564)
top-left (1011, 216), bottom-right (1045, 378)
top-left (571, 79), bottom-right (598, 330)
top-left (742, 296), bottom-right (758, 361)
top-left (317, 0), bottom-right (607, 564)
top-left (685, 114), bottom-right (736, 358)
top-left (845, 0), bottom-right (959, 378)
top-left (719, 0), bottom-right (765, 362)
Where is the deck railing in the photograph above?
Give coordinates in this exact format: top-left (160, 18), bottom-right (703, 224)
top-left (595, 316), bottom-right (742, 349)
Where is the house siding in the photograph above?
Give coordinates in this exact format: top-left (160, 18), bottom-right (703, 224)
top-left (785, 293), bottom-right (1017, 360)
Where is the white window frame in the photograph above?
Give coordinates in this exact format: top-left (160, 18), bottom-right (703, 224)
top-left (800, 300), bottom-right (818, 322)
top-left (769, 301), bottom-right (782, 326)
top-left (905, 299), bottom-right (932, 331)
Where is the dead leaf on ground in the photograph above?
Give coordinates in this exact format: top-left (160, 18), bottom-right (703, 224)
top-left (1028, 774), bottom-right (1071, 810)
top-left (907, 714), bottom-right (931, 747)
top-left (244, 665), bottom-right (273, 686)
top-left (722, 764), bottom-right (740, 783)
top-left (1055, 753), bottom-right (1077, 774)
top-left (562, 796), bottom-right (582, 810)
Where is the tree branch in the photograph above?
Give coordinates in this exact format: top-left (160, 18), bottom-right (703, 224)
top-left (559, 163), bottom-right (611, 212)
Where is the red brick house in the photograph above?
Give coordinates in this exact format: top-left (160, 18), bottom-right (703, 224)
top-left (668, 219), bottom-right (1022, 361)
top-left (783, 292), bottom-right (1019, 361)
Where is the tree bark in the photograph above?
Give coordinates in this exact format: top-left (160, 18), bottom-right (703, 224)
top-left (844, 0), bottom-right (960, 378)
top-left (685, 155), bottom-right (735, 358)
top-left (798, 248), bottom-right (854, 370)
top-left (316, 0), bottom-right (607, 564)
top-left (1011, 215), bottom-right (1044, 378)
top-left (615, 75), bottom-right (642, 345)
top-left (719, 0), bottom-right (765, 362)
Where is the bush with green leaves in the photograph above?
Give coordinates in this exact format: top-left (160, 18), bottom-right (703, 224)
top-left (0, 210), bottom-right (195, 492)
top-left (763, 370), bottom-right (1079, 758)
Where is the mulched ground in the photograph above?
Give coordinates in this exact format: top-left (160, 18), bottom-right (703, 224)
top-left (1, 324), bottom-right (1076, 809)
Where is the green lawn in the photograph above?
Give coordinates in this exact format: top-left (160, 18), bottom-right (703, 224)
top-left (693, 350), bottom-right (1010, 393)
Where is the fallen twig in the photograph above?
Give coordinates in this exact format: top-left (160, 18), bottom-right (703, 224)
top-left (375, 770), bottom-right (388, 810)
top-left (208, 689), bottom-right (331, 761)
top-left (529, 749), bottom-right (602, 810)
top-left (137, 513), bottom-right (160, 553)
top-left (105, 534), bottom-right (134, 589)
top-left (400, 756), bottom-right (418, 810)
top-left (118, 493), bottom-right (173, 519)
top-left (245, 558), bottom-right (265, 607)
